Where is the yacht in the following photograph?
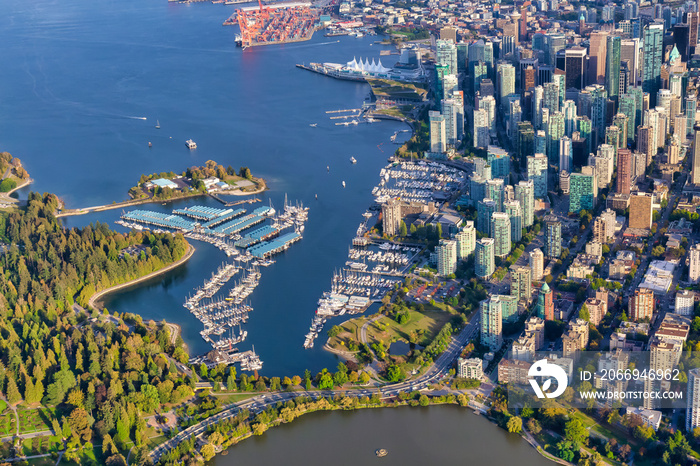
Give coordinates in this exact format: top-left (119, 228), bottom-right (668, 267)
top-left (310, 123), bottom-right (317, 127)
top-left (186, 139), bottom-right (197, 149)
top-left (350, 156), bottom-right (357, 164)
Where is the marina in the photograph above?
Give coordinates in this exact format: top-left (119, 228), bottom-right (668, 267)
top-left (118, 198), bottom-right (309, 369)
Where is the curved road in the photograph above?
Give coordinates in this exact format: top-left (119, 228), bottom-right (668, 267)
top-left (150, 314), bottom-right (480, 463)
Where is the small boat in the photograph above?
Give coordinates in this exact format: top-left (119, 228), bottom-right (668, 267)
top-left (310, 123), bottom-right (317, 127)
top-left (148, 142), bottom-right (152, 148)
top-left (342, 181), bottom-right (346, 188)
top-left (155, 120), bottom-right (160, 129)
top-left (186, 139), bottom-right (197, 149)
top-left (376, 449), bottom-right (387, 457)
top-left (350, 156), bottom-right (357, 164)
top-left (327, 165), bottom-right (330, 172)
top-left (315, 194), bottom-right (318, 200)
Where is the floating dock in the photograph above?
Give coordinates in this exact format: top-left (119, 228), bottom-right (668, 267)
top-left (248, 231), bottom-right (301, 258)
top-left (121, 210), bottom-right (195, 231)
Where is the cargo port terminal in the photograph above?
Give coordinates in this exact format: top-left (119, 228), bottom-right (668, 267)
top-left (226, 1), bottom-right (321, 49)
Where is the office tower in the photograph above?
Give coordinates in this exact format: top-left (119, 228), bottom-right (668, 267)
top-left (690, 12), bottom-right (700, 54)
top-left (436, 39), bottom-right (458, 75)
top-left (437, 239), bottom-right (458, 276)
top-left (637, 125), bottom-right (654, 165)
top-left (434, 63), bottom-right (449, 99)
top-left (657, 89), bottom-right (672, 119)
top-left (429, 111), bottom-right (446, 153)
top-left (477, 199), bottom-right (498, 235)
top-left (618, 94), bottom-right (637, 143)
top-left (474, 62), bottom-right (487, 93)
top-left (515, 180), bottom-right (535, 227)
top-left (486, 178), bottom-right (505, 211)
top-left (480, 296), bottom-right (502, 351)
top-left (586, 84), bottom-right (608, 146)
top-left (548, 112), bottom-right (565, 164)
top-left (537, 282), bottom-right (554, 320)
top-left (628, 288), bottom-right (655, 321)
top-left (560, 170), bottom-right (570, 194)
top-left (442, 73), bottom-right (459, 100)
top-left (591, 145), bottom-right (614, 188)
top-left (621, 39), bottom-right (641, 87)
top-left (527, 153), bottom-right (548, 198)
top-left (473, 108), bottom-right (489, 148)
top-left (605, 35), bottom-right (621, 103)
top-left (565, 47), bottom-right (587, 90)
top-left (504, 200), bottom-right (522, 242)
top-left (605, 126), bottom-right (621, 159)
top-left (693, 125), bottom-right (700, 185)
top-left (382, 198), bottom-right (402, 237)
top-left (529, 248), bottom-right (544, 281)
top-left (439, 27), bottom-right (457, 43)
top-left (522, 66), bottom-right (536, 94)
top-left (563, 100), bottom-right (577, 136)
top-left (491, 212), bottom-right (512, 257)
top-left (628, 86), bottom-right (645, 132)
top-left (687, 96), bottom-right (697, 136)
top-left (441, 98), bottom-right (459, 147)
top-left (475, 238), bottom-right (496, 279)
top-left (616, 148), bottom-right (632, 195)
top-left (552, 71), bottom-right (566, 107)
top-left (479, 95), bottom-right (497, 131)
top-left (559, 136), bottom-right (573, 172)
top-left (456, 221), bottom-right (476, 259)
top-left (686, 369), bottom-right (700, 432)
top-left (510, 265), bottom-right (532, 302)
top-left (673, 115), bottom-right (687, 145)
top-left (509, 100), bottom-right (523, 141)
top-left (535, 130), bottom-right (547, 155)
top-left (533, 86), bottom-right (544, 129)
top-left (569, 172), bottom-right (596, 213)
top-left (544, 216), bottom-right (562, 259)
top-left (517, 121), bottom-right (535, 168)
top-left (545, 33), bottom-right (566, 67)
top-left (629, 193), bottom-right (652, 229)
top-left (543, 82), bottom-right (560, 112)
top-left (689, 244), bottom-right (700, 283)
top-left (588, 31), bottom-right (608, 84)
top-left (487, 146), bottom-right (510, 179)
top-left (642, 23), bottom-right (663, 106)
top-left (497, 62), bottom-right (515, 109)
top-left (612, 114), bottom-right (629, 147)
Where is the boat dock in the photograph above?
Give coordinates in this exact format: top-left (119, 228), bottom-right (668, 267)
top-left (248, 231), bottom-right (301, 258)
top-left (208, 193), bottom-right (261, 207)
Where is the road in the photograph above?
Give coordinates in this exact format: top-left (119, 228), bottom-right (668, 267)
top-left (149, 315), bottom-right (481, 463)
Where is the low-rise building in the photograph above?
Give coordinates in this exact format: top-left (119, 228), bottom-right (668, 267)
top-left (498, 358), bottom-right (532, 384)
top-left (457, 357), bottom-right (484, 380)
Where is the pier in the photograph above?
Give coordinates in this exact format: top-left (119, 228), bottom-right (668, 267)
top-left (209, 193), bottom-right (261, 207)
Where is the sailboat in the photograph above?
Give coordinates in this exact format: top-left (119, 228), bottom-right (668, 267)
top-left (155, 120), bottom-right (161, 129)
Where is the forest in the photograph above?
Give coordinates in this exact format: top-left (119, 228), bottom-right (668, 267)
top-left (0, 192), bottom-right (192, 465)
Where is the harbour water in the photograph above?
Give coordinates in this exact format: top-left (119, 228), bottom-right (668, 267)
top-left (0, 0), bottom-right (410, 376)
top-left (211, 406), bottom-right (552, 465)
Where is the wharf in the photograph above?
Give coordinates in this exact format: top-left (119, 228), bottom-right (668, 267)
top-left (209, 193), bottom-right (261, 207)
top-left (296, 63), bottom-right (367, 82)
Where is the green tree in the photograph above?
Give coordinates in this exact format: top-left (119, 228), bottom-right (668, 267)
top-left (399, 221), bottom-right (408, 237)
top-left (6, 377), bottom-right (21, 405)
top-left (507, 416), bottom-right (522, 433)
top-left (418, 395), bottom-right (430, 406)
top-left (579, 304), bottom-right (590, 322)
top-left (564, 419), bottom-right (588, 447)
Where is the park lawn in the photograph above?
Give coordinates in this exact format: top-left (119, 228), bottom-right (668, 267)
top-left (25, 458), bottom-right (56, 466)
top-left (146, 434), bottom-right (168, 451)
top-left (18, 408), bottom-right (54, 434)
top-left (0, 412), bottom-right (15, 437)
top-left (327, 317), bottom-right (369, 349)
top-left (21, 435), bottom-right (52, 456)
top-left (366, 308), bottom-right (456, 347)
top-left (0, 400), bottom-right (7, 413)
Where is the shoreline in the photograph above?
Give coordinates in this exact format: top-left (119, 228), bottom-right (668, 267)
top-left (88, 242), bottom-right (195, 309)
top-left (56, 177), bottom-right (267, 217)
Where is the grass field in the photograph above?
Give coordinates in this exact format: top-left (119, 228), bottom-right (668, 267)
top-left (18, 408), bottom-right (54, 434)
top-left (328, 307), bottom-right (456, 351)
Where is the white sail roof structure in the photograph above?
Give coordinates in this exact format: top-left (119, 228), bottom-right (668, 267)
top-left (345, 56), bottom-right (391, 73)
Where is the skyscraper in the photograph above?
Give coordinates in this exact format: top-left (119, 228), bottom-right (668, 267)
top-left (642, 23), bottom-right (663, 106)
top-left (619, 94), bottom-right (637, 142)
top-left (605, 35), bottom-right (621, 103)
top-left (565, 47), bottom-right (587, 90)
top-left (491, 212), bottom-right (512, 258)
top-left (477, 199), bottom-right (498, 235)
top-left (559, 136), bottom-right (573, 172)
top-left (517, 121), bottom-right (535, 168)
top-left (437, 239), bottom-right (458, 276)
top-left (527, 153), bottom-right (548, 197)
top-left (686, 369), bottom-right (700, 432)
top-left (497, 62), bottom-right (516, 109)
top-left (429, 111), bottom-right (446, 153)
top-left (686, 96), bottom-right (697, 137)
top-left (475, 238), bottom-right (496, 278)
top-left (616, 148), bottom-right (632, 195)
top-left (693, 124), bottom-right (700, 186)
top-left (487, 146), bottom-right (510, 179)
top-left (570, 172), bottom-right (596, 213)
top-left (473, 108), bottom-right (489, 148)
top-left (515, 180), bottom-right (535, 227)
top-left (480, 296), bottom-right (502, 351)
top-left (548, 112), bottom-right (565, 164)
top-left (510, 265), bottom-right (532, 302)
top-left (629, 193), bottom-right (652, 229)
top-left (455, 221), bottom-right (476, 259)
top-left (689, 244), bottom-right (700, 283)
top-left (436, 39), bottom-right (458, 75)
top-left (537, 282), bottom-right (554, 320)
top-left (588, 31), bottom-right (608, 84)
top-left (504, 200), bottom-right (523, 242)
top-left (544, 216), bottom-right (562, 259)
top-left (529, 248), bottom-right (544, 281)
